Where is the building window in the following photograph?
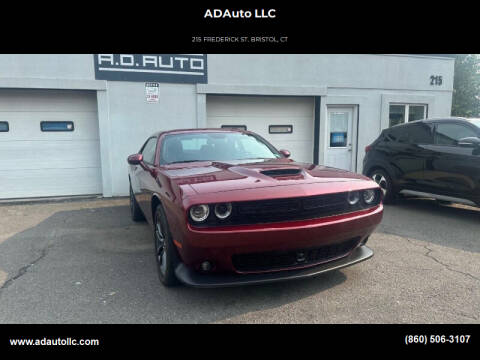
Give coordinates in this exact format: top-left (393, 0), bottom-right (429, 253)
top-left (269, 125), bottom-right (293, 134)
top-left (40, 121), bottom-right (74, 132)
top-left (389, 104), bottom-right (427, 127)
top-left (221, 125), bottom-right (247, 131)
top-left (0, 121), bottom-right (9, 132)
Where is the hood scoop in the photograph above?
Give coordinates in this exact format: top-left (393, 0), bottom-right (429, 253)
top-left (260, 168), bottom-right (302, 177)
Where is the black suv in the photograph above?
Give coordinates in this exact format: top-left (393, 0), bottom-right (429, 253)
top-left (363, 117), bottom-right (480, 205)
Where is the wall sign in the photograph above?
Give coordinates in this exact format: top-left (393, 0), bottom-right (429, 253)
top-left (430, 75), bottom-right (443, 86)
top-left (145, 82), bottom-right (159, 103)
top-left (94, 54), bottom-right (208, 84)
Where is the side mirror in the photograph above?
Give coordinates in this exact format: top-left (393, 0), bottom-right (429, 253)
top-left (127, 153), bottom-right (143, 165)
top-left (279, 149), bottom-right (291, 158)
top-left (458, 137), bottom-right (480, 147)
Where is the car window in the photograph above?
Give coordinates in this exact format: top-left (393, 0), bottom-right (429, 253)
top-left (435, 123), bottom-right (477, 146)
top-left (160, 132), bottom-right (281, 164)
top-left (141, 137), bottom-right (158, 164)
top-left (408, 123), bottom-right (433, 144)
top-left (386, 126), bottom-right (408, 143)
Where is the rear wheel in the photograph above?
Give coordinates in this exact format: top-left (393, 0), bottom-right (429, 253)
top-left (153, 204), bottom-right (179, 287)
top-left (370, 169), bottom-right (394, 204)
top-left (130, 184), bottom-right (145, 221)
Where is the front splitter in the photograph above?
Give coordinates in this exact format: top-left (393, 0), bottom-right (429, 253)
top-left (174, 245), bottom-right (374, 288)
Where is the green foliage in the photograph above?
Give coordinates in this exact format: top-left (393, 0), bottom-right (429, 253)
top-left (451, 54), bottom-right (480, 117)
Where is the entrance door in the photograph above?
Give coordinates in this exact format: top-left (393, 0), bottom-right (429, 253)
top-left (325, 107), bottom-right (353, 170)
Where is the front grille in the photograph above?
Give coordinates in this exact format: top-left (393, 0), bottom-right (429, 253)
top-left (189, 189), bottom-right (381, 227)
top-left (232, 237), bottom-right (361, 272)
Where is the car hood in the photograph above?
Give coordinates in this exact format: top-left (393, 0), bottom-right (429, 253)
top-left (163, 158), bottom-right (370, 196)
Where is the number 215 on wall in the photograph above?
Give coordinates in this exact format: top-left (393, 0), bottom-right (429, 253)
top-left (430, 75), bottom-right (443, 85)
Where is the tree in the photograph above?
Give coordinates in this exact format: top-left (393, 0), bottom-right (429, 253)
top-left (451, 54), bottom-right (480, 117)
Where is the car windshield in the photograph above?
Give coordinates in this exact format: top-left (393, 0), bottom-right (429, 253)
top-left (159, 132), bottom-right (281, 164)
top-left (467, 118), bottom-right (480, 129)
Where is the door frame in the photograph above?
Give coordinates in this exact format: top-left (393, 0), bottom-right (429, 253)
top-left (324, 105), bottom-right (358, 171)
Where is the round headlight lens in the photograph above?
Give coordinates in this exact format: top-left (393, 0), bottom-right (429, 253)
top-left (363, 189), bottom-right (376, 204)
top-left (214, 203), bottom-right (232, 219)
top-left (347, 191), bottom-right (360, 205)
top-left (189, 204), bottom-right (210, 222)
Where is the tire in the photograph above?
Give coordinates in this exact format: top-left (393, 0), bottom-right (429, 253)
top-left (130, 184), bottom-right (145, 221)
top-left (153, 204), bottom-right (180, 287)
top-left (369, 168), bottom-right (394, 204)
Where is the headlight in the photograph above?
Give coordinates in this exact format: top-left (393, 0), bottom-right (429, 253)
top-left (363, 189), bottom-right (376, 204)
top-left (189, 204), bottom-right (210, 222)
top-left (347, 191), bottom-right (360, 205)
top-left (214, 203), bottom-right (232, 219)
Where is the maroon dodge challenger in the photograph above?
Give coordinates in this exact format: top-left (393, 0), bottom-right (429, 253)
top-left (127, 129), bottom-right (383, 287)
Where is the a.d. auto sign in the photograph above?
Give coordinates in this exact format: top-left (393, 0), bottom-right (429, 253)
top-left (94, 54), bottom-right (207, 84)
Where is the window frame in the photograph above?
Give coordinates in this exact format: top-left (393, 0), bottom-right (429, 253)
top-left (269, 125), bottom-right (293, 134)
top-left (139, 136), bottom-right (158, 165)
top-left (221, 125), bottom-right (247, 131)
top-left (40, 121), bottom-right (75, 132)
top-left (0, 121), bottom-right (9, 132)
top-left (433, 121), bottom-right (480, 147)
top-left (389, 103), bottom-right (428, 127)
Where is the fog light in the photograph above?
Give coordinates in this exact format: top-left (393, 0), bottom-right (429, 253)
top-left (200, 261), bottom-right (213, 272)
top-left (347, 191), bottom-right (360, 205)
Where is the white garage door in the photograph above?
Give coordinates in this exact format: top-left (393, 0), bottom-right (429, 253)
top-left (207, 95), bottom-right (314, 163)
top-left (0, 89), bottom-right (102, 199)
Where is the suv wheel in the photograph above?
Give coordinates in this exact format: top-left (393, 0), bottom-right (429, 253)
top-left (370, 169), bottom-right (394, 203)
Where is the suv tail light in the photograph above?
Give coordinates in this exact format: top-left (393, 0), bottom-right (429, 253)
top-left (365, 144), bottom-right (372, 153)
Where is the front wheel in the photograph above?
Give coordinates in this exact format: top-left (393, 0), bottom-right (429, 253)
top-left (370, 169), bottom-right (394, 204)
top-left (153, 204), bottom-right (179, 287)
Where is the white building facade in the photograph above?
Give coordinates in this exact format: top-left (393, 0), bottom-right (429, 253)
top-left (0, 54), bottom-right (455, 199)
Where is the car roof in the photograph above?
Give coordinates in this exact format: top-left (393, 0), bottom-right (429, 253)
top-left (387, 117), bottom-right (479, 130)
top-left (150, 128), bottom-right (251, 138)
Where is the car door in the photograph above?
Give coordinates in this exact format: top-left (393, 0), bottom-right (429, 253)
top-left (382, 124), bottom-right (427, 190)
top-left (403, 122), bottom-right (435, 191)
top-left (136, 137), bottom-right (158, 221)
top-left (423, 121), bottom-right (480, 199)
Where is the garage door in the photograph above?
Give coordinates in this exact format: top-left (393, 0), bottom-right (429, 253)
top-left (0, 89), bottom-right (102, 199)
top-left (207, 96), bottom-right (314, 163)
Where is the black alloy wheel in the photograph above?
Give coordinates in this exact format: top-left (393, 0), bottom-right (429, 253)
top-left (153, 204), bottom-right (179, 286)
top-left (370, 169), bottom-right (394, 203)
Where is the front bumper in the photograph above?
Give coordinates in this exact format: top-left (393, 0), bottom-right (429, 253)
top-left (174, 245), bottom-right (373, 288)
top-left (175, 204), bottom-right (382, 273)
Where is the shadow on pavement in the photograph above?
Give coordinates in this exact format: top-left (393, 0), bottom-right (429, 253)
top-left (378, 196), bottom-right (480, 253)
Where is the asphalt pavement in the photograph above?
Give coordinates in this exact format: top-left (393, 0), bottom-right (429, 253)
top-left (0, 196), bottom-right (478, 323)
